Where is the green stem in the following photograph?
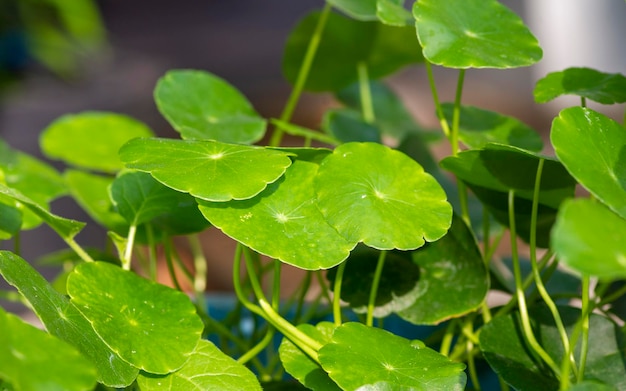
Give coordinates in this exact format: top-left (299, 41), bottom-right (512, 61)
top-left (357, 62), bottom-right (375, 123)
top-left (424, 61), bottom-right (451, 138)
top-left (238, 327), bottom-right (275, 366)
top-left (162, 238), bottom-right (182, 291)
top-left (333, 261), bottom-right (348, 326)
top-left (66, 238), bottom-right (95, 263)
top-left (451, 69), bottom-right (466, 156)
top-left (508, 190), bottom-right (561, 378)
top-left (272, 260), bottom-right (281, 309)
top-left (269, 3), bottom-right (331, 147)
top-left (122, 224), bottom-right (137, 270)
top-left (577, 276), bottom-right (590, 381)
top-left (366, 250), bottom-right (387, 327)
top-left (146, 225), bottom-right (157, 281)
top-left (439, 320), bottom-right (456, 356)
top-left (188, 235), bottom-right (207, 292)
top-left (13, 231), bottom-right (21, 257)
top-left (463, 320), bottom-right (481, 391)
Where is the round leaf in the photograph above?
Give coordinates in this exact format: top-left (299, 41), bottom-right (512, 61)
top-left (40, 112), bottom-right (153, 173)
top-left (137, 340), bottom-right (262, 391)
top-left (315, 142), bottom-right (452, 250)
top-left (534, 67), bottom-right (626, 104)
top-left (322, 108), bottom-right (382, 143)
top-left (199, 159), bottom-right (354, 270)
top-left (552, 199), bottom-right (626, 280)
top-left (319, 322), bottom-right (466, 390)
top-left (551, 107), bottom-right (626, 220)
top-left (66, 262), bottom-right (204, 374)
top-left (119, 137), bottom-right (293, 202)
top-left (0, 308), bottom-right (97, 391)
top-left (413, 0), bottom-right (542, 68)
top-left (154, 69), bottom-right (266, 144)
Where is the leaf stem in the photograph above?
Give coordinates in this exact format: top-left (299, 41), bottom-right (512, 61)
top-left (333, 260), bottom-right (347, 326)
top-left (577, 275), bottom-right (590, 381)
top-left (451, 69), bottom-right (466, 156)
top-left (357, 62), bottom-right (375, 123)
top-left (270, 3), bottom-right (331, 147)
top-left (122, 224), bottom-right (136, 270)
top-left (424, 61), bottom-right (451, 138)
top-left (366, 250), bottom-right (387, 326)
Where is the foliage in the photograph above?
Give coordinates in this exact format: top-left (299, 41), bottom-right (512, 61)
top-left (2, 0), bottom-right (626, 390)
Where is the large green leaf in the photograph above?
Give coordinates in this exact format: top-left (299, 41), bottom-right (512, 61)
top-left (551, 107), bottom-right (626, 220)
top-left (480, 306), bottom-right (626, 391)
top-left (279, 322), bottom-right (341, 391)
top-left (413, 0), bottom-right (542, 68)
top-left (283, 11), bottom-right (422, 92)
top-left (534, 67), bottom-right (626, 104)
top-left (119, 138), bottom-right (293, 202)
top-left (40, 112), bottom-right (153, 173)
top-left (552, 199), bottom-right (626, 280)
top-left (154, 70), bottom-right (266, 144)
top-left (137, 340), bottom-right (262, 391)
top-left (319, 322), bottom-right (466, 390)
top-left (441, 104), bottom-right (543, 151)
top-left (199, 157), bottom-right (354, 270)
top-left (0, 251), bottom-right (139, 387)
top-left (315, 142), bottom-right (452, 250)
top-left (66, 262), bottom-right (204, 374)
top-left (0, 307), bottom-right (97, 391)
top-left (398, 215), bottom-right (488, 325)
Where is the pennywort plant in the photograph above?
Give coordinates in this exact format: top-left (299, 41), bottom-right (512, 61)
top-left (2, 0), bottom-right (626, 390)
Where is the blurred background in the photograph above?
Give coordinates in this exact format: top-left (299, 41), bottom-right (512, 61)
top-left (1, 0), bottom-right (625, 284)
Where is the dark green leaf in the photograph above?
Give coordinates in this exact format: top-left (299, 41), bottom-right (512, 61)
top-left (322, 108), bottom-right (382, 143)
top-left (319, 322), bottom-right (466, 390)
top-left (40, 112), bottom-right (153, 173)
top-left (414, 0), bottom-right (542, 68)
top-left (0, 202), bottom-right (21, 240)
top-left (66, 262), bottom-right (204, 374)
top-left (534, 67), bottom-right (626, 104)
top-left (155, 70), bottom-right (266, 144)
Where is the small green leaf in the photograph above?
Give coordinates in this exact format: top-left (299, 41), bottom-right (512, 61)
top-left (315, 142), bottom-right (452, 250)
top-left (322, 108), bottom-right (382, 143)
top-left (137, 340), bottom-right (262, 391)
top-left (154, 70), bottom-right (266, 144)
top-left (319, 322), bottom-right (466, 390)
top-left (551, 107), bottom-right (626, 220)
top-left (0, 202), bottom-right (21, 239)
top-left (40, 112), bottom-right (153, 173)
top-left (0, 308), bottom-right (98, 391)
top-left (534, 67), bottom-right (626, 104)
top-left (552, 199), bottom-right (626, 280)
top-left (326, 0), bottom-right (377, 21)
top-left (119, 138), bottom-right (293, 202)
top-left (399, 215), bottom-right (489, 325)
top-left (67, 262), bottom-right (204, 374)
top-left (441, 104), bottom-right (543, 151)
top-left (414, 0), bottom-right (542, 68)
top-left (283, 11), bottom-right (422, 92)
top-left (376, 0), bottom-right (412, 26)
top-left (199, 159), bottom-right (354, 270)
top-left (0, 251), bottom-right (139, 387)
top-left (279, 322), bottom-right (341, 391)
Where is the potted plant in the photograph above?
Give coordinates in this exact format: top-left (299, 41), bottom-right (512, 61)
top-left (2, 0), bottom-right (626, 390)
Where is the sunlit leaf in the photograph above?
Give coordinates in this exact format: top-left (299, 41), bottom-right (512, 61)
top-left (534, 67), bottom-right (626, 104)
top-left (315, 142), bottom-right (452, 250)
top-left (413, 0), bottom-right (542, 68)
top-left (551, 107), bottom-right (626, 220)
top-left (376, 0), bottom-right (412, 26)
top-left (0, 308), bottom-right (97, 391)
top-left (319, 322), bottom-right (466, 390)
top-left (154, 70), bottom-right (266, 144)
top-left (40, 112), bottom-right (153, 173)
top-left (67, 261), bottom-right (204, 374)
top-left (119, 137), bottom-right (293, 202)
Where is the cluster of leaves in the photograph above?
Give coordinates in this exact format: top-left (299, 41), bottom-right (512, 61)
top-left (2, 0), bottom-right (626, 390)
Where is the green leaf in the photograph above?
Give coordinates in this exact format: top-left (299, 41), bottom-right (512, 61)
top-left (567, 381), bottom-right (619, 391)
top-left (279, 322), bottom-right (341, 391)
top-left (413, 0), bottom-right (542, 68)
top-left (441, 104), bottom-right (543, 151)
top-left (66, 262), bottom-right (204, 374)
top-left (283, 11), bottom-right (422, 92)
top-left (0, 251), bottom-right (139, 387)
top-left (551, 107), bottom-right (626, 220)
top-left (398, 215), bottom-right (489, 325)
top-left (319, 322), bottom-right (466, 390)
top-left (137, 340), bottom-right (262, 391)
top-left (480, 306), bottom-right (626, 391)
top-left (534, 67), bottom-right (626, 104)
top-left (0, 202), bottom-right (21, 239)
top-left (552, 199), bottom-right (626, 280)
top-left (376, 0), bottom-right (412, 26)
top-left (326, 0), bottom-right (377, 21)
top-left (326, 247), bottom-right (421, 317)
top-left (0, 307), bottom-right (97, 391)
top-left (154, 70), bottom-right (266, 144)
top-left (199, 158), bottom-right (354, 270)
top-left (40, 112), bottom-right (153, 173)
top-left (120, 138), bottom-right (293, 202)
top-left (322, 108), bottom-right (382, 143)
top-left (315, 142), bottom-right (452, 250)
